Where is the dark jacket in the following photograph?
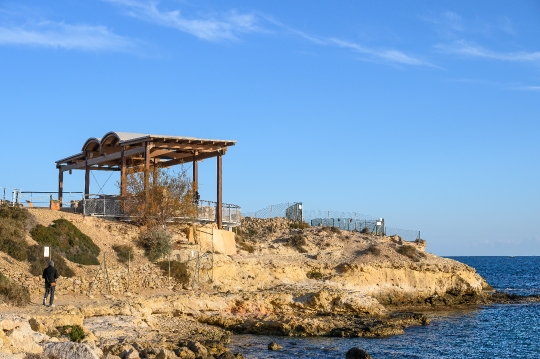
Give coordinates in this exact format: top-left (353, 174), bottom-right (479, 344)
top-left (42, 266), bottom-right (59, 284)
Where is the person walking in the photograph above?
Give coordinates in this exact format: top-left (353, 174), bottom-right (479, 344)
top-left (42, 260), bottom-right (59, 307)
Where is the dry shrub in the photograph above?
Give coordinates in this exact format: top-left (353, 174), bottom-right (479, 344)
top-left (364, 245), bottom-right (381, 256)
top-left (322, 226), bottom-right (341, 234)
top-left (360, 227), bottom-right (371, 234)
top-left (0, 271), bottom-right (30, 307)
top-left (238, 240), bottom-right (255, 253)
top-left (306, 271), bottom-right (323, 280)
top-left (0, 204), bottom-right (31, 261)
top-left (157, 261), bottom-right (190, 285)
top-left (289, 221), bottom-right (310, 229)
top-left (139, 227), bottom-right (173, 261)
top-left (112, 244), bottom-right (134, 263)
top-left (396, 245), bottom-right (426, 262)
top-left (122, 166), bottom-right (196, 228)
top-left (288, 234), bottom-right (308, 253)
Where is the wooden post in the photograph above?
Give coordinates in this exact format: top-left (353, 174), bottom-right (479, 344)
top-left (216, 154), bottom-right (222, 229)
top-left (58, 168), bottom-right (64, 207)
top-left (84, 160), bottom-right (90, 199)
top-left (120, 146), bottom-right (126, 197)
top-left (192, 152), bottom-right (198, 189)
top-left (144, 142), bottom-right (151, 192)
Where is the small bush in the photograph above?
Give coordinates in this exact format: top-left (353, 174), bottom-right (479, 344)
top-left (396, 245), bottom-right (426, 262)
top-left (365, 245), bottom-right (381, 256)
top-left (0, 217), bottom-right (29, 261)
top-left (238, 241), bottom-right (255, 253)
top-left (322, 226), bottom-right (342, 234)
top-left (246, 227), bottom-right (258, 238)
top-left (288, 234), bottom-right (308, 253)
top-left (306, 271), bottom-right (323, 280)
top-left (0, 203), bottom-right (30, 222)
top-left (289, 234), bottom-right (307, 247)
top-left (30, 219), bottom-right (100, 265)
top-left (0, 271), bottom-right (30, 307)
top-left (289, 221), bottom-right (310, 229)
top-left (360, 227), bottom-right (371, 234)
top-left (157, 260), bottom-right (190, 285)
top-left (0, 237), bottom-right (28, 261)
top-left (58, 325), bottom-right (85, 342)
top-left (27, 245), bottom-right (75, 278)
top-left (140, 227), bottom-right (173, 261)
top-left (112, 244), bottom-right (134, 263)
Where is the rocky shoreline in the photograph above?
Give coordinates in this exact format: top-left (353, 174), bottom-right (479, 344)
top-left (3, 285), bottom-right (539, 358)
top-left (1, 212), bottom-right (536, 358)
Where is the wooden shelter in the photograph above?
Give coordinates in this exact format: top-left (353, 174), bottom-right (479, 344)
top-left (55, 131), bottom-right (236, 228)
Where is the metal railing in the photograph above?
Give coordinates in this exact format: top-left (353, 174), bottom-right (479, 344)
top-left (82, 196), bottom-right (241, 227)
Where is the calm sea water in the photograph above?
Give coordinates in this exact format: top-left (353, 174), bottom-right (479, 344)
top-left (229, 256), bottom-right (540, 359)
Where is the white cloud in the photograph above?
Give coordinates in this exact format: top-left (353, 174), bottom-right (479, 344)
top-left (329, 38), bottom-right (435, 67)
top-left (436, 40), bottom-right (540, 62)
top-left (512, 86), bottom-right (540, 91)
top-left (105, 0), bottom-right (260, 41)
top-left (0, 21), bottom-right (135, 51)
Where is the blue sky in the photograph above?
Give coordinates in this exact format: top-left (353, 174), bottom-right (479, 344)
top-left (0, 1), bottom-right (539, 255)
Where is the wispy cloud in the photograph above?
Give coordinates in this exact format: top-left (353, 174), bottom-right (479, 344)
top-left (330, 38), bottom-right (435, 67)
top-left (0, 21), bottom-right (135, 51)
top-left (267, 19), bottom-right (435, 68)
top-left (512, 85), bottom-right (540, 91)
top-left (105, 0), bottom-right (261, 41)
top-left (419, 11), bottom-right (464, 34)
top-left (436, 40), bottom-right (540, 62)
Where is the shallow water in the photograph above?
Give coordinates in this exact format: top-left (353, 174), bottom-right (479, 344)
top-left (229, 256), bottom-right (540, 358)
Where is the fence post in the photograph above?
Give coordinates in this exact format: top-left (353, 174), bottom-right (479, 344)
top-left (418, 231), bottom-right (421, 240)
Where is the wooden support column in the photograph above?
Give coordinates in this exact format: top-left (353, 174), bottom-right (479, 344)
top-left (84, 160), bottom-right (90, 199)
top-left (216, 154), bottom-right (222, 229)
top-left (58, 168), bottom-right (64, 207)
top-left (120, 146), bottom-right (126, 197)
top-left (144, 142), bottom-right (151, 192)
top-left (192, 152), bottom-right (198, 190)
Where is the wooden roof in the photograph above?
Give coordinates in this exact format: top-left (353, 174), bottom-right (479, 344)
top-left (56, 131), bottom-right (236, 171)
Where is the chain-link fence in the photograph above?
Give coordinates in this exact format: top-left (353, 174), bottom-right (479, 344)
top-left (385, 227), bottom-right (421, 240)
top-left (82, 196), bottom-right (242, 226)
top-left (245, 202), bottom-right (421, 241)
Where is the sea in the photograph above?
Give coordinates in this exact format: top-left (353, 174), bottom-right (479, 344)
top-left (229, 256), bottom-right (540, 359)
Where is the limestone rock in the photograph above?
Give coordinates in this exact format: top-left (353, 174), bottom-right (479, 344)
top-left (0, 315), bottom-right (45, 354)
top-left (156, 348), bottom-right (178, 359)
top-left (346, 347), bottom-right (372, 359)
top-left (267, 342), bottom-right (282, 350)
top-left (187, 341), bottom-right (208, 358)
top-left (175, 347), bottom-right (196, 359)
top-left (42, 342), bottom-right (104, 359)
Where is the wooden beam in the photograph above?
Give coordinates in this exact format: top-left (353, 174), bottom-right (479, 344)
top-left (152, 142), bottom-right (227, 152)
top-left (61, 146), bottom-right (146, 172)
top-left (159, 149), bottom-right (228, 169)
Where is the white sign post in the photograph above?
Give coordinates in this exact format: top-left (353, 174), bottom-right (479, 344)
top-left (44, 246), bottom-right (50, 258)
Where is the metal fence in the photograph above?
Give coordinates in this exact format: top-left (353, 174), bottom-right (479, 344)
top-left (245, 202), bottom-right (421, 241)
top-left (0, 187), bottom-right (83, 208)
top-left (82, 196), bottom-right (242, 227)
